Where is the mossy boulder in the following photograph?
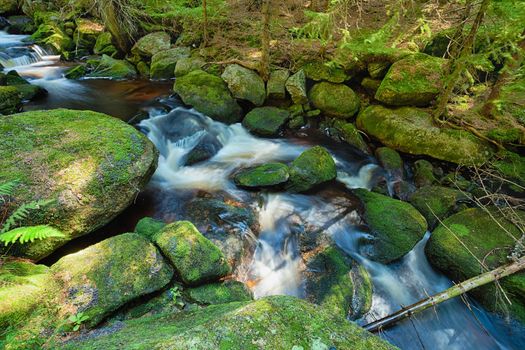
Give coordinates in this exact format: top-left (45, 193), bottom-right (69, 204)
top-left (285, 69), bottom-right (308, 104)
top-left (305, 246), bottom-right (372, 319)
top-left (309, 82), bottom-right (360, 119)
top-left (221, 64), bottom-right (266, 106)
top-left (174, 56), bottom-right (205, 77)
top-left (375, 147), bottom-right (403, 178)
top-left (51, 233), bottom-right (174, 326)
top-left (375, 54), bottom-right (446, 106)
top-left (87, 54), bottom-right (137, 80)
top-left (303, 62), bottom-right (349, 83)
top-left (413, 159), bottom-right (437, 188)
top-left (93, 32), bottom-right (118, 57)
top-left (134, 217), bottom-right (166, 240)
top-left (61, 295), bottom-right (396, 350)
top-left (153, 221), bottom-right (231, 286)
top-left (0, 109), bottom-right (158, 260)
top-left (187, 281), bottom-right (253, 305)
top-left (64, 64), bottom-right (86, 79)
top-left (242, 106), bottom-right (290, 136)
top-left (426, 208), bottom-right (525, 322)
top-left (330, 120), bottom-right (371, 154)
top-left (150, 47), bottom-right (191, 80)
top-left (31, 23), bottom-right (73, 54)
top-left (492, 151), bottom-right (525, 188)
top-left (73, 18), bottom-right (104, 51)
top-left (234, 163), bottom-right (290, 188)
top-left (361, 77), bottom-right (382, 94)
top-left (357, 105), bottom-right (493, 165)
top-left (353, 189), bottom-right (428, 263)
top-left (0, 0), bottom-right (18, 14)
top-left (131, 32), bottom-right (171, 59)
top-left (1, 71), bottom-right (46, 100)
top-left (266, 69), bottom-right (289, 100)
top-left (173, 70), bottom-right (242, 124)
top-left (368, 62), bottom-right (390, 79)
top-left (0, 86), bottom-right (21, 114)
top-left (286, 146), bottom-right (337, 193)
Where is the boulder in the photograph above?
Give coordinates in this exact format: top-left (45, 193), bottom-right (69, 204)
top-left (0, 109), bottom-right (158, 260)
top-left (266, 69), bottom-right (289, 99)
top-left (64, 64), bottom-right (86, 79)
top-left (186, 281), bottom-right (253, 305)
top-left (131, 32), bottom-right (171, 59)
top-left (375, 147), bottom-right (403, 179)
top-left (173, 70), bottom-right (242, 124)
top-left (150, 47), bottom-right (191, 80)
top-left (174, 56), bottom-right (205, 77)
top-left (73, 18), bottom-right (104, 51)
top-left (286, 146), bottom-right (337, 193)
top-left (93, 32), bottom-right (118, 57)
top-left (134, 217), bottom-right (166, 240)
top-left (303, 62), bottom-right (349, 83)
top-left (309, 82), bottom-right (360, 118)
top-left (361, 77), bottom-right (382, 94)
top-left (0, 86), bottom-right (21, 114)
top-left (31, 23), bottom-right (73, 54)
top-left (285, 69), bottom-right (308, 104)
top-left (153, 221), bottom-right (231, 286)
top-left (1, 70), bottom-right (47, 100)
top-left (375, 53), bottom-right (446, 106)
top-left (329, 120), bottom-right (371, 154)
top-left (353, 188), bottom-right (428, 263)
top-left (221, 64), bottom-right (266, 106)
top-left (87, 54), bottom-right (137, 79)
top-left (368, 61), bottom-right (390, 79)
top-left (356, 105), bottom-right (493, 165)
top-left (242, 106), bottom-right (290, 136)
top-left (413, 159), bottom-right (437, 188)
top-left (234, 163), bottom-right (290, 188)
top-left (426, 208), bottom-right (525, 322)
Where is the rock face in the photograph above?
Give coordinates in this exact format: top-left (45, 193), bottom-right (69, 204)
top-left (234, 163), bottom-right (290, 188)
top-left (187, 281), bottom-right (253, 305)
top-left (174, 70), bottom-right (242, 124)
top-left (426, 208), bottom-right (525, 322)
top-left (150, 47), bottom-right (191, 80)
top-left (303, 62), bottom-right (349, 83)
top-left (131, 32), bottom-right (171, 59)
top-left (61, 296), bottom-right (396, 350)
top-left (286, 146), bottom-right (337, 193)
top-left (357, 105), bottom-right (493, 165)
top-left (87, 54), bottom-right (137, 79)
top-left (266, 69), bottom-right (289, 99)
top-left (353, 189), bottom-right (428, 263)
top-left (375, 53), bottom-right (446, 106)
top-left (0, 86), bottom-right (21, 114)
top-left (242, 106), bottom-right (290, 136)
top-left (285, 69), bottom-right (308, 104)
top-left (52, 233), bottom-right (174, 326)
top-left (0, 109), bottom-right (158, 260)
top-left (153, 221), bottom-right (231, 286)
top-left (221, 64), bottom-right (266, 106)
top-left (309, 82), bottom-right (360, 118)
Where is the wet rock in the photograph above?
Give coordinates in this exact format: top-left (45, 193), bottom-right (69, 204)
top-left (329, 120), bottom-right (371, 154)
top-left (266, 69), bottom-right (289, 100)
top-left (413, 159), bottom-right (437, 188)
top-left (303, 62), bottom-right (349, 83)
top-left (426, 208), bottom-right (525, 322)
top-left (174, 56), bottom-right (205, 77)
top-left (73, 18), bottom-right (104, 52)
top-left (221, 64), bottom-right (266, 106)
top-left (64, 64), bottom-right (87, 79)
top-left (87, 54), bottom-right (137, 79)
top-left (94, 32), bottom-right (118, 57)
top-left (0, 109), bottom-right (158, 260)
top-left (0, 86), bottom-right (21, 114)
top-left (1, 70), bottom-right (46, 100)
top-left (309, 82), bottom-right (360, 119)
top-left (287, 146), bottom-right (337, 193)
top-left (234, 163), bottom-right (290, 188)
top-left (131, 32), bottom-right (171, 60)
top-left (135, 217), bottom-right (166, 240)
top-left (375, 53), bottom-right (446, 106)
top-left (31, 23), bottom-right (73, 54)
top-left (186, 280), bottom-right (253, 305)
top-left (353, 188), bottom-right (428, 263)
top-left (150, 47), bottom-right (191, 80)
top-left (285, 69), bottom-right (308, 104)
top-left (375, 147), bottom-right (404, 179)
top-left (242, 106), bottom-right (290, 137)
top-left (368, 61), bottom-right (390, 79)
top-left (51, 233), bottom-right (174, 326)
top-left (153, 221), bottom-right (231, 286)
top-left (173, 69), bottom-right (242, 124)
top-left (6, 15), bottom-right (34, 34)
top-left (357, 105), bottom-right (493, 165)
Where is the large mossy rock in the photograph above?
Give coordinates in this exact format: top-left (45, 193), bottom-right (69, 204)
top-left (174, 56), bottom-right (205, 77)
top-left (150, 47), bottom-right (191, 80)
top-left (286, 146), bottom-right (337, 193)
top-left (285, 69), bottom-right (308, 104)
top-left (266, 69), bottom-right (289, 100)
top-left (135, 217), bottom-right (166, 240)
top-left (242, 106), bottom-right (290, 136)
top-left (61, 295), bottom-right (396, 350)
top-left (309, 82), bottom-right (360, 119)
top-left (357, 105), bottom-right (493, 165)
top-left (153, 221), bottom-right (231, 286)
top-left (0, 0), bottom-right (18, 14)
top-left (303, 62), bottom-right (349, 83)
top-left (221, 64), bottom-right (266, 106)
top-left (234, 163), bottom-right (290, 188)
top-left (0, 86), bottom-right (21, 114)
top-left (73, 18), bottom-right (104, 51)
top-left (87, 54), bottom-right (137, 80)
top-left (131, 32), bottom-right (171, 59)
top-left (93, 32), bottom-right (118, 56)
top-left (426, 208), bottom-right (525, 322)
top-left (187, 281), bottom-right (253, 305)
top-left (353, 189), bottom-right (428, 263)
top-left (0, 109), bottom-right (158, 260)
top-left (173, 70), bottom-right (242, 124)
top-left (30, 23), bottom-right (73, 54)
top-left (305, 246), bottom-right (372, 319)
top-left (375, 53), bottom-right (446, 106)
top-left (52, 233), bottom-right (174, 326)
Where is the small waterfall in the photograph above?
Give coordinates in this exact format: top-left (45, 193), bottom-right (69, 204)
top-left (0, 44), bottom-right (54, 69)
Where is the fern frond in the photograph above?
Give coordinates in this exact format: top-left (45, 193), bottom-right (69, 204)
top-left (0, 226), bottom-right (65, 246)
top-left (0, 199), bottom-right (54, 234)
top-left (0, 180), bottom-right (19, 204)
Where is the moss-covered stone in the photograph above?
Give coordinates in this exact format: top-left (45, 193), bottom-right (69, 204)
top-left (286, 146), bottom-right (337, 193)
top-left (305, 246), bottom-right (372, 319)
top-left (285, 69), bottom-right (308, 104)
top-left (0, 109), bottom-right (158, 260)
top-left (309, 82), bottom-right (360, 119)
top-left (131, 32), bottom-right (171, 59)
top-left (5, 15), bottom-right (35, 34)
top-left (93, 32), bottom-right (118, 57)
top-left (486, 127), bottom-right (522, 144)
top-left (0, 0), bottom-right (18, 15)
top-left (31, 23), bottom-right (73, 54)
top-left (368, 61), bottom-right (390, 79)
top-left (0, 86), bottom-right (21, 114)
top-left (356, 105), bottom-right (493, 165)
top-left (426, 208), bottom-right (525, 322)
top-left (153, 221), bottom-right (230, 286)
top-left (361, 77), bottom-right (382, 94)
top-left (492, 151), bottom-right (525, 187)
top-left (150, 47), bottom-right (191, 80)
top-left (375, 54), bottom-right (446, 106)
top-left (303, 62), bottom-right (349, 83)
top-left (173, 69), bottom-right (242, 124)
top-left (135, 217), bottom-right (166, 240)
top-left (64, 64), bottom-right (86, 79)
top-left (87, 54), bottom-right (137, 79)
top-left (187, 281), bottom-right (253, 305)
top-left (375, 147), bottom-right (403, 178)
top-left (221, 64), bottom-right (266, 106)
top-left (60, 295), bottom-right (396, 350)
top-left (234, 163), bottom-right (290, 188)
top-left (73, 18), bottom-right (104, 52)
top-left (174, 56), bottom-right (205, 77)
top-left (353, 188), bottom-right (428, 263)
top-left (242, 106), bottom-right (290, 136)
top-left (13, 83), bottom-right (46, 101)
top-left (331, 120), bottom-right (371, 154)
top-left (413, 159), bottom-right (437, 188)
top-left (266, 69), bottom-right (289, 100)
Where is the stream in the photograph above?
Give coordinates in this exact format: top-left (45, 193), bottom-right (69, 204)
top-left (2, 31), bottom-right (525, 350)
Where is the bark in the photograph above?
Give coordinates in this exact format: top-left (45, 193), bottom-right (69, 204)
top-left (364, 255), bottom-right (525, 333)
top-left (260, 0), bottom-right (271, 81)
top-left (202, 0), bottom-right (209, 47)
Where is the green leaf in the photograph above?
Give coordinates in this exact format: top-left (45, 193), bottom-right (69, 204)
top-left (0, 226), bottom-right (65, 246)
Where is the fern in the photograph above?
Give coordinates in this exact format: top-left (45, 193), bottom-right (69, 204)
top-left (0, 226), bottom-right (65, 246)
top-left (1, 199), bottom-right (54, 234)
top-left (0, 180), bottom-right (18, 204)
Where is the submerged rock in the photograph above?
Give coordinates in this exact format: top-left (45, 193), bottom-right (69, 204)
top-left (150, 47), bottom-right (191, 80)
top-left (87, 54), bottom-right (137, 79)
top-left (309, 82), bottom-right (360, 119)
top-left (131, 32), bottom-right (171, 59)
top-left (234, 163), bottom-right (290, 188)
top-left (286, 146), bottom-right (337, 193)
top-left (266, 69), bottom-right (289, 100)
top-left (186, 280), bottom-right (253, 305)
top-left (0, 109), bottom-right (158, 260)
top-left (242, 106), bottom-right (290, 136)
top-left (285, 69), bottom-right (308, 104)
top-left (357, 105), bottom-right (493, 165)
top-left (173, 69), bottom-right (242, 124)
top-left (221, 64), bottom-right (266, 106)
top-left (0, 85), bottom-right (21, 114)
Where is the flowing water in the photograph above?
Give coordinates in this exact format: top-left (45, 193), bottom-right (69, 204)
top-left (2, 31), bottom-right (524, 350)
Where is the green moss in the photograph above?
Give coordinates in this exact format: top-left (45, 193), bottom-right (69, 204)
top-left (150, 47), bottom-right (190, 80)
top-left (221, 64), bottom-right (266, 106)
top-left (234, 163), bottom-right (289, 188)
top-left (361, 77), bottom-right (382, 94)
top-left (135, 217), bottom-right (166, 240)
top-left (266, 69), bottom-right (289, 100)
top-left (331, 120), bottom-right (371, 154)
top-left (413, 159), bottom-right (437, 188)
top-left (0, 86), bottom-right (21, 114)
top-left (174, 56), bottom-right (205, 77)
top-left (302, 62), bottom-right (349, 83)
top-left (31, 23), bottom-right (73, 54)
top-left (93, 32), bottom-right (118, 57)
top-left (375, 147), bottom-right (403, 175)
top-left (486, 128), bottom-right (522, 144)
top-left (285, 70), bottom-right (308, 104)
top-left (309, 82), bottom-right (360, 119)
top-left (242, 107), bottom-right (290, 137)
top-left (354, 189), bottom-right (428, 263)
top-left (187, 281), bottom-right (253, 305)
top-left (64, 65), bottom-right (86, 79)
top-left (286, 146), bottom-right (337, 193)
top-left (131, 32), bottom-right (171, 59)
top-left (87, 55), bottom-right (137, 80)
top-left (492, 151), bottom-right (525, 187)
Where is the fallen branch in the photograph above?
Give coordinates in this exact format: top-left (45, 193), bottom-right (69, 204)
top-left (363, 255), bottom-right (525, 333)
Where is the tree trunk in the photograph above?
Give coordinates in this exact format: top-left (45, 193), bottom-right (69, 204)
top-left (364, 255), bottom-right (525, 333)
top-left (434, 0), bottom-right (490, 121)
top-left (260, 0), bottom-right (271, 81)
top-left (447, 0), bottom-right (473, 58)
top-left (202, 0), bottom-right (209, 47)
